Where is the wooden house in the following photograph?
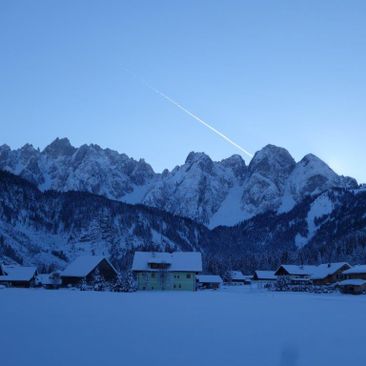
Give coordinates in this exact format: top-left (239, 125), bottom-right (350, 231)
top-left (61, 256), bottom-right (117, 286)
top-left (342, 265), bottom-right (366, 280)
top-left (196, 275), bottom-right (223, 290)
top-left (0, 265), bottom-right (38, 287)
top-left (132, 251), bottom-right (202, 291)
top-left (275, 263), bottom-right (351, 285)
top-left (338, 279), bottom-right (366, 295)
top-left (311, 263), bottom-right (351, 285)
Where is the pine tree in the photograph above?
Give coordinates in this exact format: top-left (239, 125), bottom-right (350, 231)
top-left (80, 278), bottom-right (88, 291)
top-left (112, 273), bottom-right (125, 292)
top-left (92, 268), bottom-right (106, 291)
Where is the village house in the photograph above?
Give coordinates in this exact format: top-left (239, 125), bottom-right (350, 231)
top-left (342, 265), bottom-right (366, 280)
top-left (275, 263), bottom-right (351, 285)
top-left (311, 263), bottom-right (351, 285)
top-left (252, 270), bottom-right (277, 282)
top-left (132, 251), bottom-right (202, 291)
top-left (338, 279), bottom-right (366, 295)
top-left (0, 264), bottom-right (38, 287)
top-left (228, 271), bottom-right (249, 285)
top-left (60, 255), bottom-right (117, 286)
top-left (196, 275), bottom-right (223, 290)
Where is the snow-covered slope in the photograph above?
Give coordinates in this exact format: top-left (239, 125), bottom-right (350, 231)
top-left (0, 138), bottom-right (358, 226)
top-left (1, 171), bottom-right (366, 270)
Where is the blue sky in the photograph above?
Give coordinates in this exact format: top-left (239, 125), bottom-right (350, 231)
top-left (1, 1), bottom-right (365, 182)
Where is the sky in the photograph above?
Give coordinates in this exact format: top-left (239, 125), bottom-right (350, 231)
top-left (0, 1), bottom-right (365, 182)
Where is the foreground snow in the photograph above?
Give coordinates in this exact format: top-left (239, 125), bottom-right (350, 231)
top-left (1, 287), bottom-right (365, 366)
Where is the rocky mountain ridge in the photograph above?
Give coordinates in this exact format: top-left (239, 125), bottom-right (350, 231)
top-left (0, 138), bottom-right (358, 227)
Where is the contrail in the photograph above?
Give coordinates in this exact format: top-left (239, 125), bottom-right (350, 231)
top-left (124, 68), bottom-right (254, 159)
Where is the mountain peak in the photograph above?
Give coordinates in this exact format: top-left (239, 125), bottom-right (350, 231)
top-left (43, 138), bottom-right (76, 157)
top-left (185, 151), bottom-right (212, 165)
top-left (249, 144), bottom-right (296, 175)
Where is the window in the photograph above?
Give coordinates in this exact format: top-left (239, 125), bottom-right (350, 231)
top-left (178, 284), bottom-right (181, 288)
top-left (173, 284), bottom-right (176, 288)
top-left (186, 274), bottom-right (191, 279)
top-left (151, 273), bottom-right (155, 278)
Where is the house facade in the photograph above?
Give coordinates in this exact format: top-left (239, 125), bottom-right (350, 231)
top-left (132, 251), bottom-right (202, 291)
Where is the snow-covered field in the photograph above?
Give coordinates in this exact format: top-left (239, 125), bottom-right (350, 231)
top-left (1, 287), bottom-right (365, 366)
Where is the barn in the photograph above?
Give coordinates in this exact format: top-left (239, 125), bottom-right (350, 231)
top-left (61, 256), bottom-right (117, 286)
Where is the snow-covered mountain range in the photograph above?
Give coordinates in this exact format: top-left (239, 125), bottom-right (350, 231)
top-left (0, 170), bottom-right (365, 271)
top-left (0, 138), bottom-right (358, 227)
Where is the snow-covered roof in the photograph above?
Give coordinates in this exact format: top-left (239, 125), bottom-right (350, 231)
top-left (254, 271), bottom-right (277, 280)
top-left (37, 273), bottom-right (62, 286)
top-left (230, 271), bottom-right (245, 281)
top-left (310, 263), bottom-right (350, 279)
top-left (0, 265), bottom-right (37, 282)
top-left (343, 265), bottom-right (366, 275)
top-left (338, 279), bottom-right (366, 287)
top-left (277, 265), bottom-right (315, 276)
top-left (61, 256), bottom-right (116, 278)
top-left (276, 263), bottom-right (350, 279)
top-left (132, 251), bottom-right (202, 272)
top-left (196, 275), bottom-right (223, 284)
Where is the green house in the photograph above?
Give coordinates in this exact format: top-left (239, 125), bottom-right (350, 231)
top-left (132, 251), bottom-right (202, 291)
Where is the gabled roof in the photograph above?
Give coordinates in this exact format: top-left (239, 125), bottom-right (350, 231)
top-left (343, 265), bottom-right (366, 275)
top-left (254, 270), bottom-right (277, 280)
top-left (132, 251), bottom-right (202, 272)
top-left (230, 271), bottom-right (245, 281)
top-left (0, 265), bottom-right (37, 282)
top-left (196, 275), bottom-right (223, 284)
top-left (276, 265), bottom-right (315, 276)
top-left (338, 279), bottom-right (366, 286)
top-left (311, 263), bottom-right (350, 280)
top-left (61, 256), bottom-right (117, 278)
top-left (276, 263), bottom-right (350, 279)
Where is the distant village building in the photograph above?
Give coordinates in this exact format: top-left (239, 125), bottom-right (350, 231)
top-left (252, 270), bottom-right (277, 282)
top-left (229, 271), bottom-right (249, 285)
top-left (275, 263), bottom-right (351, 285)
top-left (132, 251), bottom-right (202, 291)
top-left (0, 264), bottom-right (38, 287)
top-left (196, 275), bottom-right (223, 290)
top-left (37, 272), bottom-right (62, 289)
top-left (338, 279), bottom-right (366, 295)
top-left (342, 265), bottom-right (366, 281)
top-left (61, 256), bottom-right (117, 286)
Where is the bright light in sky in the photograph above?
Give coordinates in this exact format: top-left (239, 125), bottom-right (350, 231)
top-left (1, 1), bottom-right (366, 183)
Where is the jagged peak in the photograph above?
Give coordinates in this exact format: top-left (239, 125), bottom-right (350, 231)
top-left (185, 151), bottom-right (212, 165)
top-left (0, 144), bottom-right (11, 152)
top-left (19, 143), bottom-right (38, 153)
top-left (42, 137), bottom-right (76, 157)
top-left (220, 154), bottom-right (246, 166)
